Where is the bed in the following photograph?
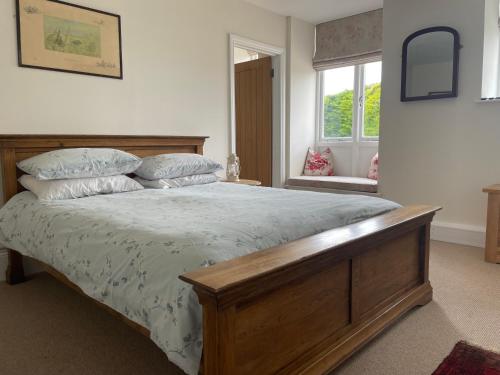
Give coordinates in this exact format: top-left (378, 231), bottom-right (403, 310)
top-left (0, 135), bottom-right (439, 375)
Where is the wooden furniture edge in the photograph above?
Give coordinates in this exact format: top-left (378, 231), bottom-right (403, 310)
top-left (221, 179), bottom-right (262, 186)
top-left (180, 205), bottom-right (441, 295)
top-left (483, 186), bottom-right (500, 263)
top-left (483, 184), bottom-right (500, 194)
top-left (0, 134), bottom-right (209, 140)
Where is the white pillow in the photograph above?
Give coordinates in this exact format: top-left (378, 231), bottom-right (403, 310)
top-left (17, 148), bottom-right (142, 180)
top-left (19, 175), bottom-right (144, 201)
top-left (135, 173), bottom-right (218, 189)
top-left (134, 153), bottom-right (223, 180)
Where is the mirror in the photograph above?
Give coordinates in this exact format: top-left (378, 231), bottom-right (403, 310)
top-left (401, 27), bottom-right (460, 102)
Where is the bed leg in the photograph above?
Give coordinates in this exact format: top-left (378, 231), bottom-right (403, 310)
top-left (419, 291), bottom-right (433, 306)
top-left (5, 250), bottom-right (25, 285)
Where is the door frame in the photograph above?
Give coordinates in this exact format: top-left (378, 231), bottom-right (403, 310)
top-left (229, 34), bottom-right (286, 187)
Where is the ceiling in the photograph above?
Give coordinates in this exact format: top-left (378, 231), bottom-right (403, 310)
top-left (244, 0), bottom-right (383, 24)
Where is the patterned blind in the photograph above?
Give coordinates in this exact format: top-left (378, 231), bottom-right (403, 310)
top-left (313, 9), bottom-right (383, 70)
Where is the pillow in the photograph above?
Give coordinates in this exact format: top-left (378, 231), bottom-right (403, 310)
top-left (17, 148), bottom-right (142, 180)
top-left (19, 174), bottom-right (143, 201)
top-left (134, 153), bottom-right (223, 180)
top-left (303, 147), bottom-right (334, 176)
top-left (135, 173), bottom-right (218, 189)
top-left (367, 152), bottom-right (379, 180)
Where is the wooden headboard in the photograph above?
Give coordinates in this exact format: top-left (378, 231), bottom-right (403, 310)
top-left (0, 135), bottom-right (208, 203)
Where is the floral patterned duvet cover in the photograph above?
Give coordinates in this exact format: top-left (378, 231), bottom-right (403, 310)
top-left (0, 183), bottom-right (400, 374)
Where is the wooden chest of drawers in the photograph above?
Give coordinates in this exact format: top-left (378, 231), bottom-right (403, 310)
top-left (483, 185), bottom-right (500, 263)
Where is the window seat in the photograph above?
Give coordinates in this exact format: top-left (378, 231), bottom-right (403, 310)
top-left (286, 176), bottom-right (378, 194)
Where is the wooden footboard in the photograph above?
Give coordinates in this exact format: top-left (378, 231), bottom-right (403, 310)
top-left (181, 205), bottom-right (440, 375)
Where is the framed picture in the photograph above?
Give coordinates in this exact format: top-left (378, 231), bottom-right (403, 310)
top-left (16, 0), bottom-right (123, 79)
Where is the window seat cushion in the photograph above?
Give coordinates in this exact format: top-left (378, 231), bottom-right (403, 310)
top-left (287, 176), bottom-right (378, 193)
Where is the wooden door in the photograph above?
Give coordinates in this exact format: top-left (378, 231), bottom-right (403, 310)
top-left (235, 57), bottom-right (273, 187)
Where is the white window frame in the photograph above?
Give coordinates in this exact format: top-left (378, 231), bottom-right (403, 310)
top-left (316, 62), bottom-right (381, 146)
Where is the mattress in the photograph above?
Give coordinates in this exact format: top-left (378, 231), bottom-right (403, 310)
top-left (0, 182), bottom-right (400, 374)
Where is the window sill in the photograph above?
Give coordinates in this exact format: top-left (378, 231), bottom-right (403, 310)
top-left (287, 176), bottom-right (378, 194)
top-left (360, 140), bottom-right (379, 146)
top-left (318, 140), bottom-right (353, 147)
top-left (476, 98), bottom-right (500, 103)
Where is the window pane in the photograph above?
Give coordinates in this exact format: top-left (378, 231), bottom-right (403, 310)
top-left (363, 61), bottom-right (382, 138)
top-left (323, 66), bottom-right (354, 138)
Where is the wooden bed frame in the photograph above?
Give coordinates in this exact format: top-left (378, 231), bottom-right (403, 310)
top-left (0, 135), bottom-right (440, 375)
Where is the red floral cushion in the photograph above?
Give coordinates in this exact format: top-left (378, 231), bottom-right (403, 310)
top-left (367, 152), bottom-right (379, 180)
top-left (303, 147), bottom-right (334, 176)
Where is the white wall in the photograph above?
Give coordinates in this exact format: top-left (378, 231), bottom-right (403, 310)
top-left (381, 0), bottom-right (498, 244)
top-left (0, 0), bottom-right (287, 166)
top-left (0, 0), bottom-right (290, 281)
top-left (286, 17), bottom-right (317, 177)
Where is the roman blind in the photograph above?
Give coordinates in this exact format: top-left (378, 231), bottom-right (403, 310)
top-left (313, 9), bottom-right (383, 70)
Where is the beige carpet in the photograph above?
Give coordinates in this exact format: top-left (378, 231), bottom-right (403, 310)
top-left (0, 241), bottom-right (499, 375)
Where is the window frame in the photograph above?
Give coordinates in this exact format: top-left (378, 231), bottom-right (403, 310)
top-left (317, 61), bottom-right (381, 145)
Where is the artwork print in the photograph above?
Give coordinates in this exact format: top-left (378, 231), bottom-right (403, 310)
top-left (16, 0), bottom-right (123, 79)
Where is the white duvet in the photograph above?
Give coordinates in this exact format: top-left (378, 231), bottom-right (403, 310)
top-left (0, 183), bottom-right (400, 374)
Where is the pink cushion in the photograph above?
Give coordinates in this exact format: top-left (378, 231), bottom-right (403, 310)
top-left (367, 152), bottom-right (379, 180)
top-left (303, 147), bottom-right (334, 176)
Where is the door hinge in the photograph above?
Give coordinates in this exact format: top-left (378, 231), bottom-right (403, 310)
top-left (271, 69), bottom-right (275, 78)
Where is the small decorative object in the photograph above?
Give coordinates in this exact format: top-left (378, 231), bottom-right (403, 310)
top-left (401, 26), bottom-right (460, 102)
top-left (303, 147), bottom-right (334, 176)
top-left (16, 0), bottom-right (123, 79)
top-left (367, 152), bottom-right (379, 180)
top-left (226, 153), bottom-right (240, 182)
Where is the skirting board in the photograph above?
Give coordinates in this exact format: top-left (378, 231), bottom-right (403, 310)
top-left (431, 221), bottom-right (485, 248)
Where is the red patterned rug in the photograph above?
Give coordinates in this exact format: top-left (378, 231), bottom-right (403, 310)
top-left (433, 341), bottom-right (500, 375)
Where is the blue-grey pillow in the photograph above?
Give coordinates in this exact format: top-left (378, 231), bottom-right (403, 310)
top-left (17, 148), bottom-right (142, 180)
top-left (134, 153), bottom-right (223, 180)
top-left (19, 174), bottom-right (144, 200)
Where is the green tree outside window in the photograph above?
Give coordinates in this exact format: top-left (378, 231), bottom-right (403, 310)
top-left (323, 82), bottom-right (381, 138)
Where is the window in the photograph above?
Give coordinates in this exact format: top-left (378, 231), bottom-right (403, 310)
top-left (319, 61), bottom-right (381, 142)
top-left (481, 0), bottom-right (500, 98)
top-left (362, 62), bottom-right (381, 138)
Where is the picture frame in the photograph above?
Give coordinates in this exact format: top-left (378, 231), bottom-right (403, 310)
top-left (16, 0), bottom-right (123, 79)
